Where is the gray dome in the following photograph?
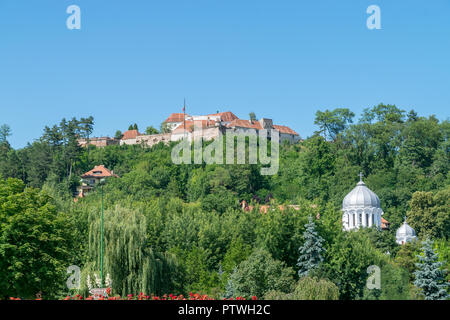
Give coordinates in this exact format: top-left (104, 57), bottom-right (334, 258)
top-left (396, 221), bottom-right (416, 238)
top-left (343, 180), bottom-right (381, 209)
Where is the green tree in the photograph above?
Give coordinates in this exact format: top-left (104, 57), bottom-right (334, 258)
top-left (264, 277), bottom-right (339, 300)
top-left (79, 116), bottom-right (94, 141)
top-left (84, 205), bottom-right (181, 297)
top-left (361, 103), bottom-right (405, 124)
top-left (314, 108), bottom-right (354, 140)
top-left (398, 115), bottom-right (442, 169)
top-left (229, 248), bottom-right (295, 299)
top-left (362, 263), bottom-right (412, 300)
top-left (322, 230), bottom-right (386, 299)
top-left (222, 237), bottom-right (252, 275)
top-left (292, 277), bottom-right (339, 300)
top-left (394, 241), bottom-right (421, 280)
top-left (182, 246), bottom-right (220, 294)
top-left (0, 124), bottom-right (11, 143)
top-left (0, 178), bottom-right (74, 299)
top-left (145, 126), bottom-right (159, 135)
top-left (413, 239), bottom-right (449, 300)
top-left (407, 188), bottom-right (450, 239)
top-left (297, 215), bottom-right (325, 277)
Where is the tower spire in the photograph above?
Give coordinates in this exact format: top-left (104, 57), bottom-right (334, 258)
top-left (359, 172), bottom-right (364, 182)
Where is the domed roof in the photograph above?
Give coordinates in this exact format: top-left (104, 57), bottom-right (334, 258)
top-left (396, 221), bottom-right (416, 238)
top-left (342, 179), bottom-right (381, 209)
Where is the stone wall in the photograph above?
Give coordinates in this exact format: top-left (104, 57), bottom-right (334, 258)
top-left (136, 133), bottom-right (171, 147)
top-left (78, 137), bottom-right (119, 147)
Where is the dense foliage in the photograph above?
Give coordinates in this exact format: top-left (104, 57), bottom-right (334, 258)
top-left (0, 104), bottom-right (448, 299)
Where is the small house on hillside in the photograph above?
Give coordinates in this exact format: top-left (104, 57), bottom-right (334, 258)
top-left (76, 165), bottom-right (118, 198)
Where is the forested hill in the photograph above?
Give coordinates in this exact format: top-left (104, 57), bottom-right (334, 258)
top-left (0, 104), bottom-right (448, 299)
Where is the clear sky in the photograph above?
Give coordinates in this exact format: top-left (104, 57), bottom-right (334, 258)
top-left (0, 0), bottom-right (449, 148)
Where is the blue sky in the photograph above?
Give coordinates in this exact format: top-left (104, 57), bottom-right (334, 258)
top-left (0, 0), bottom-right (449, 148)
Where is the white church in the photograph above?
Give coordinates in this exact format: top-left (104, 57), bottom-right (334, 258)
top-left (342, 173), bottom-right (417, 245)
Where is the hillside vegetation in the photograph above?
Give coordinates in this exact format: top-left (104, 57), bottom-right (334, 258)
top-left (0, 104), bottom-right (448, 299)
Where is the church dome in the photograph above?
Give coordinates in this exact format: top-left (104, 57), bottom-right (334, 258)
top-left (396, 220), bottom-right (417, 244)
top-left (343, 180), bottom-right (381, 209)
top-left (396, 221), bottom-right (416, 238)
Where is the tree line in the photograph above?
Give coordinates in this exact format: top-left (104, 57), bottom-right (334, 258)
top-left (0, 103), bottom-right (448, 299)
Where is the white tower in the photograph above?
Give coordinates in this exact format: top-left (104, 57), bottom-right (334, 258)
top-left (396, 219), bottom-right (417, 245)
top-left (342, 173), bottom-right (384, 231)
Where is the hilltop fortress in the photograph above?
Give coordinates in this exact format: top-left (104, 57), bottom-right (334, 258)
top-left (78, 111), bottom-right (301, 148)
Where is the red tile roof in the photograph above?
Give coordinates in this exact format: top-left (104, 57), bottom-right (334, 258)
top-left (172, 120), bottom-right (216, 134)
top-left (381, 217), bottom-right (390, 229)
top-left (81, 165), bottom-right (118, 178)
top-left (207, 111), bottom-right (239, 122)
top-left (121, 130), bottom-right (141, 140)
top-left (227, 119), bottom-right (263, 130)
top-left (164, 113), bottom-right (190, 123)
top-left (273, 125), bottom-right (299, 136)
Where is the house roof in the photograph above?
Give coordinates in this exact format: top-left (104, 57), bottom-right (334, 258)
top-left (227, 119), bottom-right (263, 130)
top-left (164, 113), bottom-right (190, 123)
top-left (207, 111), bottom-right (239, 122)
top-left (121, 130), bottom-right (141, 140)
top-left (81, 165), bottom-right (118, 179)
top-left (172, 120), bottom-right (216, 134)
top-left (273, 125), bottom-right (299, 136)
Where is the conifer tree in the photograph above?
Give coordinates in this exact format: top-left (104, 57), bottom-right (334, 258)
top-left (224, 275), bottom-right (236, 299)
top-left (413, 239), bottom-right (449, 300)
top-left (297, 215), bottom-right (325, 277)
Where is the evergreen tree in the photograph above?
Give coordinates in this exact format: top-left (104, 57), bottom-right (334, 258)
top-left (413, 239), bottom-right (449, 300)
top-left (297, 215), bottom-right (325, 277)
top-left (223, 269), bottom-right (237, 299)
top-left (0, 124), bottom-right (11, 143)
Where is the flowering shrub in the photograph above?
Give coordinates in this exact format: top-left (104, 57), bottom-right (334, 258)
top-left (9, 291), bottom-right (258, 301)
